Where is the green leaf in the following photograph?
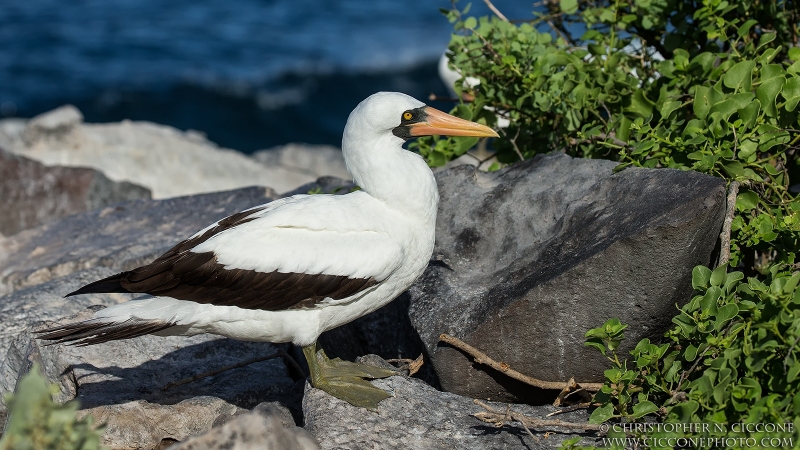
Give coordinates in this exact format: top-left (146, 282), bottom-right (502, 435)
top-left (737, 19), bottom-right (758, 38)
top-left (659, 100), bottom-right (682, 118)
top-left (624, 90), bottom-right (654, 118)
top-left (715, 303), bottom-right (739, 327)
top-left (692, 266), bottom-right (712, 290)
top-left (631, 401), bottom-right (659, 419)
top-left (560, 0), bottom-right (578, 13)
top-left (668, 400), bottom-right (699, 422)
top-left (722, 61), bottom-right (755, 93)
top-left (790, 47), bottom-right (800, 61)
top-left (428, 150), bottom-right (448, 167)
top-left (783, 273), bottom-right (800, 294)
top-left (693, 85), bottom-right (722, 120)
top-left (781, 77), bottom-right (800, 112)
top-left (454, 136), bottom-right (479, 155)
top-left (736, 190), bottom-right (759, 211)
top-left (722, 161), bottom-right (745, 178)
top-left (452, 104), bottom-right (474, 120)
top-left (700, 287), bottom-right (720, 314)
top-left (756, 76), bottom-right (785, 117)
top-left (588, 403), bottom-right (615, 424)
top-left (709, 265), bottom-right (727, 287)
top-left (788, 361), bottom-right (800, 383)
top-left (685, 344), bottom-right (699, 361)
top-left (757, 33), bottom-right (777, 50)
top-left (738, 101), bottom-right (760, 129)
top-left (585, 341), bottom-right (608, 355)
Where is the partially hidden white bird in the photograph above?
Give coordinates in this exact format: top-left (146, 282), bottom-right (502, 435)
top-left (36, 92), bottom-right (498, 408)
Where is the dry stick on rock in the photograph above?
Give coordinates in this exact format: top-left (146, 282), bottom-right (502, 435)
top-left (439, 333), bottom-right (603, 392)
top-left (553, 377), bottom-right (593, 407)
top-left (546, 403), bottom-right (592, 417)
top-left (717, 181), bottom-right (740, 267)
top-left (473, 399), bottom-right (602, 434)
top-left (387, 354), bottom-right (425, 376)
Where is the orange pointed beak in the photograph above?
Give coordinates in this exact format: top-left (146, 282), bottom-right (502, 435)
top-left (409, 107), bottom-right (499, 138)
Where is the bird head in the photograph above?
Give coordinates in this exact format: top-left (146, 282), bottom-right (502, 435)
top-left (348, 92), bottom-right (498, 142)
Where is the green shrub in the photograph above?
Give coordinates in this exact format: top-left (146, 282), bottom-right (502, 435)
top-left (0, 364), bottom-right (104, 450)
top-left (430, 0), bottom-right (800, 447)
top-left (426, 0), bottom-right (800, 273)
top-left (581, 264), bottom-right (800, 442)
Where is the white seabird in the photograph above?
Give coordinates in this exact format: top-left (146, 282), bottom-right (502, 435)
top-left (37, 91), bottom-right (498, 408)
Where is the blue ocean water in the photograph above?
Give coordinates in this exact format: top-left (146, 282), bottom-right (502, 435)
top-left (0, 0), bottom-right (534, 151)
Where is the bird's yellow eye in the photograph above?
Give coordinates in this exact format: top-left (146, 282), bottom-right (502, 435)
top-left (403, 111), bottom-right (413, 121)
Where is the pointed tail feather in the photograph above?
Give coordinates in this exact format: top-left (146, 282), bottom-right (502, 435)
top-left (66, 272), bottom-right (131, 297)
top-left (35, 318), bottom-right (175, 346)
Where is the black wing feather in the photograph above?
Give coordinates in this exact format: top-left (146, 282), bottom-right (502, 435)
top-left (65, 205), bottom-right (379, 311)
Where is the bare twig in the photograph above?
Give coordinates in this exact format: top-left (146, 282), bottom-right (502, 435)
top-left (674, 345), bottom-right (713, 395)
top-left (464, 26), bottom-right (503, 63)
top-left (569, 133), bottom-right (633, 151)
top-left (438, 334), bottom-right (602, 391)
top-left (387, 354), bottom-right (425, 376)
top-left (546, 403), bottom-right (592, 417)
top-left (553, 377), bottom-right (593, 406)
top-left (547, 19), bottom-right (571, 44)
top-left (507, 127), bottom-right (525, 161)
top-left (162, 351), bottom-right (285, 391)
top-left (483, 0), bottom-right (509, 21)
top-left (473, 399), bottom-right (602, 433)
top-left (717, 181), bottom-right (740, 267)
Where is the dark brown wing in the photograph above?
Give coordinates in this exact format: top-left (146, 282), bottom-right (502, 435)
top-left (67, 205), bottom-right (379, 311)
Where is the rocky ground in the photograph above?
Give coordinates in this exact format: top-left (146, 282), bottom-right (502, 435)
top-left (0, 106), bottom-right (728, 449)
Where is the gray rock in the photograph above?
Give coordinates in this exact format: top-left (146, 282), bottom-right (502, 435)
top-left (23, 105), bottom-right (83, 142)
top-left (252, 144), bottom-right (351, 183)
top-left (0, 186), bottom-right (277, 295)
top-left (5, 310), bottom-right (298, 450)
top-left (77, 397), bottom-right (246, 450)
top-left (282, 176), bottom-right (357, 197)
top-left (0, 148), bottom-right (151, 236)
top-left (3, 107), bottom-right (351, 198)
top-left (407, 153), bottom-right (726, 402)
top-left (0, 118), bottom-right (26, 150)
top-left (173, 402), bottom-right (319, 450)
top-left (0, 267), bottom-right (122, 393)
top-left (304, 371), bottom-right (597, 450)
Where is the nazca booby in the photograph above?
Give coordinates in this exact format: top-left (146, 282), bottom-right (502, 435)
top-left (36, 91), bottom-right (498, 408)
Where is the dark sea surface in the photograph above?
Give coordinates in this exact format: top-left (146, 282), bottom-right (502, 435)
top-left (0, 1), bottom-right (534, 151)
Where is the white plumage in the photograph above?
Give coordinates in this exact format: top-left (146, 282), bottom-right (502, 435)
top-left (38, 91), bottom-right (497, 407)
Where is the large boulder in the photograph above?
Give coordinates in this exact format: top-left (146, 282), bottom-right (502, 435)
top-left (407, 153), bottom-right (727, 402)
top-left (0, 148), bottom-right (151, 236)
top-left (0, 106), bottom-right (350, 198)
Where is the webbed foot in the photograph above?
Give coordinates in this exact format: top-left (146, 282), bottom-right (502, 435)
top-left (302, 344), bottom-right (397, 409)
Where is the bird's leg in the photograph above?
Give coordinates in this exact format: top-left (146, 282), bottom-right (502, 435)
top-left (302, 343), bottom-right (397, 409)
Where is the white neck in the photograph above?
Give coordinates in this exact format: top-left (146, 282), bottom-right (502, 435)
top-left (342, 121), bottom-right (439, 220)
